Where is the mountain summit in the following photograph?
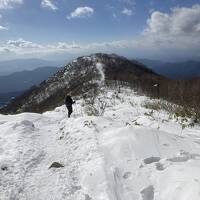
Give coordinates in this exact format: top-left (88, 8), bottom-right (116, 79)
top-left (0, 53), bottom-right (160, 114)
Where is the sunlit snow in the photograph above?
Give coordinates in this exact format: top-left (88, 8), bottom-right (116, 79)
top-left (0, 88), bottom-right (200, 200)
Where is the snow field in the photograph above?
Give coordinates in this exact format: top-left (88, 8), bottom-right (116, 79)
top-left (0, 88), bottom-right (200, 199)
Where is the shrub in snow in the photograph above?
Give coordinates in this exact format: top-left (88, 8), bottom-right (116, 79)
top-left (84, 95), bottom-right (107, 116)
top-left (142, 99), bottom-right (198, 127)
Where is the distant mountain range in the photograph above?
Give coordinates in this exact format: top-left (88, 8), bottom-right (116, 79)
top-left (137, 59), bottom-right (200, 79)
top-left (0, 66), bottom-right (60, 93)
top-left (0, 67), bottom-right (60, 107)
top-left (0, 58), bottom-right (64, 75)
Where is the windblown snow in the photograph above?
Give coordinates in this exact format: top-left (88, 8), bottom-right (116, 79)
top-left (1, 88), bottom-right (200, 200)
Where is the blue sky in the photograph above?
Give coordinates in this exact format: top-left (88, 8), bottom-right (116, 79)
top-left (0, 0), bottom-right (200, 61)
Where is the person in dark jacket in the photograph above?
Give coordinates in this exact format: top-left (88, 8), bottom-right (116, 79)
top-left (65, 95), bottom-right (75, 118)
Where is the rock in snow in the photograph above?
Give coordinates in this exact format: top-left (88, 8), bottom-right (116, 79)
top-left (49, 162), bottom-right (64, 169)
top-left (0, 88), bottom-right (200, 200)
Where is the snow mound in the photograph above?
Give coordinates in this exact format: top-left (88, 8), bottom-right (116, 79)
top-left (13, 120), bottom-right (35, 130)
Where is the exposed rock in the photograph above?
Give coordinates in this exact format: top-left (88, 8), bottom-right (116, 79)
top-left (49, 162), bottom-right (64, 169)
top-left (144, 157), bottom-right (161, 164)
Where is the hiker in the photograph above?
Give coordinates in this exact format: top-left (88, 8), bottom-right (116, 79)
top-left (65, 95), bottom-right (75, 118)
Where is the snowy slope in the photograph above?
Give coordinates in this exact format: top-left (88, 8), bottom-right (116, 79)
top-left (1, 88), bottom-right (200, 200)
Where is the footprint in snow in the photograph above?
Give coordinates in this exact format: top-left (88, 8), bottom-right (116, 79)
top-left (162, 143), bottom-right (170, 147)
top-left (167, 152), bottom-right (200, 163)
top-left (73, 146), bottom-right (78, 150)
top-left (1, 164), bottom-right (8, 171)
top-left (168, 156), bottom-right (189, 162)
top-left (143, 157), bottom-right (161, 165)
top-left (123, 171), bottom-right (132, 179)
top-left (13, 120), bottom-right (35, 131)
top-left (194, 141), bottom-right (200, 145)
top-left (155, 162), bottom-right (165, 171)
top-left (175, 135), bottom-right (185, 139)
top-left (70, 185), bottom-right (82, 194)
top-left (0, 148), bottom-right (4, 155)
top-left (85, 194), bottom-right (93, 200)
top-left (140, 185), bottom-right (154, 200)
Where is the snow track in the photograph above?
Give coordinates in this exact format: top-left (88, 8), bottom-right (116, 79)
top-left (1, 89), bottom-right (200, 199)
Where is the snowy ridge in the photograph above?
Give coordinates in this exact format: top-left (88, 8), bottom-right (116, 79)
top-left (1, 88), bottom-right (200, 199)
top-left (96, 63), bottom-right (105, 84)
top-left (1, 53), bottom-right (159, 114)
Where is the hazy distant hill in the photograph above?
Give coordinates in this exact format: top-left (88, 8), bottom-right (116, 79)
top-left (0, 91), bottom-right (23, 108)
top-left (0, 66), bottom-right (60, 94)
top-left (138, 59), bottom-right (200, 79)
top-left (0, 58), bottom-right (63, 75)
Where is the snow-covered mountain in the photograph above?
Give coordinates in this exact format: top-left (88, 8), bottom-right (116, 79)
top-left (0, 87), bottom-right (200, 200)
top-left (1, 53), bottom-right (160, 114)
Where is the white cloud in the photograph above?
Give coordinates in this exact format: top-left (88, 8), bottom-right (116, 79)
top-left (145, 5), bottom-right (200, 36)
top-left (0, 0), bottom-right (23, 9)
top-left (135, 5), bottom-right (200, 59)
top-left (47, 42), bottom-right (81, 50)
top-left (3, 38), bottom-right (83, 56)
top-left (0, 25), bottom-right (8, 30)
top-left (41, 0), bottom-right (58, 11)
top-left (122, 8), bottom-right (133, 16)
top-left (7, 38), bottom-right (42, 48)
top-left (0, 38), bottom-right (133, 59)
top-left (67, 6), bottom-right (94, 19)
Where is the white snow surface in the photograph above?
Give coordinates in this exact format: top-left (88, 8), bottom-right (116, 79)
top-left (1, 88), bottom-right (200, 200)
top-left (96, 63), bottom-right (105, 84)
